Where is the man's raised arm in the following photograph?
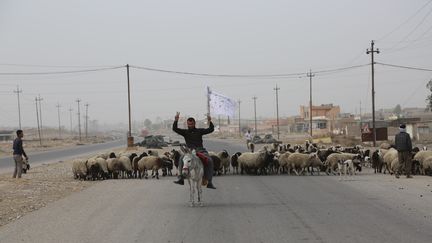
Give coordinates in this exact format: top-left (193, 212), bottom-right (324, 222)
top-left (200, 115), bottom-right (214, 135)
top-left (172, 112), bottom-right (186, 136)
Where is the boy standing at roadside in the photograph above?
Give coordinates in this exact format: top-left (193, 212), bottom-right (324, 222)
top-left (12, 130), bottom-right (28, 178)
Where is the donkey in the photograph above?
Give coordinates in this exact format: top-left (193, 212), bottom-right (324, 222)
top-left (180, 145), bottom-right (205, 207)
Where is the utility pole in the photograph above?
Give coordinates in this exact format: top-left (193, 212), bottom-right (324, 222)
top-left (253, 96), bottom-right (258, 136)
top-left (36, 95), bottom-right (43, 140)
top-left (238, 100), bottom-right (241, 137)
top-left (366, 40), bottom-right (380, 147)
top-left (56, 103), bottom-right (62, 139)
top-left (35, 97), bottom-right (42, 145)
top-left (274, 84), bottom-right (280, 140)
top-left (13, 85), bottom-right (23, 129)
top-left (85, 103), bottom-right (89, 139)
top-left (126, 64), bottom-right (133, 147)
top-left (307, 70), bottom-right (315, 138)
top-left (359, 100), bottom-right (362, 128)
top-left (69, 107), bottom-right (73, 137)
top-left (76, 99), bottom-right (82, 141)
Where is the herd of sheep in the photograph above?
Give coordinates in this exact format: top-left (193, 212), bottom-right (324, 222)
top-left (72, 142), bottom-right (432, 181)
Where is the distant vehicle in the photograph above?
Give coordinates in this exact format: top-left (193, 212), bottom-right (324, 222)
top-left (252, 134), bottom-right (280, 144)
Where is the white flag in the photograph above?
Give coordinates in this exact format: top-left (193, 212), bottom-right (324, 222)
top-left (208, 88), bottom-right (237, 117)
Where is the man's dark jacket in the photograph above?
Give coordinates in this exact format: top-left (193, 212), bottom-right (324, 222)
top-left (172, 120), bottom-right (214, 149)
top-left (395, 131), bottom-right (412, 152)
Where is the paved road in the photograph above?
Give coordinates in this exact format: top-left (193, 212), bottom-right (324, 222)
top-left (0, 139), bottom-right (125, 172)
top-left (1, 139), bottom-right (431, 243)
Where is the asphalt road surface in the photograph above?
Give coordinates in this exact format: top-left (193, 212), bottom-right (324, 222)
top-left (1, 139), bottom-right (431, 243)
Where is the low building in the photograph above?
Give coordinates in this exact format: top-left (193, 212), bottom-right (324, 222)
top-left (0, 130), bottom-right (14, 142)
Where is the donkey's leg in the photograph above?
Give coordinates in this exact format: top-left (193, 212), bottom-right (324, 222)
top-left (191, 181), bottom-right (196, 207)
top-left (188, 179), bottom-right (194, 206)
top-left (198, 179), bottom-right (203, 207)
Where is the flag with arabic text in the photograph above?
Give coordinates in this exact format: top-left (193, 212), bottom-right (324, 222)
top-left (208, 87), bottom-right (237, 117)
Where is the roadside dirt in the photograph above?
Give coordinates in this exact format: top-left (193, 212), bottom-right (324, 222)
top-left (0, 137), bottom-right (112, 158)
top-left (0, 146), bottom-right (173, 227)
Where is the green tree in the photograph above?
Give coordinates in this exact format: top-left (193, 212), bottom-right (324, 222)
top-left (144, 119), bottom-right (152, 128)
top-left (427, 79), bottom-right (432, 111)
top-left (393, 104), bottom-right (402, 118)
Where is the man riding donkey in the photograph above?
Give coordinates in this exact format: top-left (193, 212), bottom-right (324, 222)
top-left (172, 112), bottom-right (217, 189)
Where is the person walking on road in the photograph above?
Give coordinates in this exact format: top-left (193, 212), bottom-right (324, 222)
top-left (12, 130), bottom-right (28, 179)
top-left (245, 130), bottom-right (252, 149)
top-left (395, 124), bottom-right (413, 179)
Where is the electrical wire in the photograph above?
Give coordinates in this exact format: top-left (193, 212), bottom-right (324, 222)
top-left (130, 64), bottom-right (369, 78)
top-left (384, 5), bottom-right (432, 52)
top-left (377, 0), bottom-right (432, 41)
top-left (0, 66), bottom-right (125, 75)
top-left (130, 65), bottom-right (305, 78)
top-left (0, 63), bottom-right (122, 68)
top-left (375, 62), bottom-right (432, 72)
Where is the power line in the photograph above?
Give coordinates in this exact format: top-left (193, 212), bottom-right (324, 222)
top-left (130, 64), bottom-right (305, 78)
top-left (377, 0), bottom-right (432, 41)
top-left (0, 63), bottom-right (122, 68)
top-left (0, 62), bottom-right (369, 79)
top-left (384, 5), bottom-right (432, 52)
top-left (313, 64), bottom-right (370, 76)
top-left (0, 66), bottom-right (124, 75)
top-left (130, 64), bottom-right (368, 78)
top-left (376, 62), bottom-right (432, 72)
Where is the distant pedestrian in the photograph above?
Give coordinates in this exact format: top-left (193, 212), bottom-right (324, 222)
top-left (395, 124), bottom-right (412, 179)
top-left (245, 130), bottom-right (252, 149)
top-left (12, 130), bottom-right (28, 179)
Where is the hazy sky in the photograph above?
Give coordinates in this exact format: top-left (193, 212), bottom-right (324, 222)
top-left (1, 0), bottom-right (432, 129)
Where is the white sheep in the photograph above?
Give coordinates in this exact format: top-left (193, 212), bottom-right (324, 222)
top-left (422, 156), bottom-right (432, 175)
top-left (95, 157), bottom-right (109, 179)
top-left (106, 158), bottom-right (122, 179)
top-left (413, 150), bottom-right (432, 174)
top-left (118, 156), bottom-right (133, 178)
top-left (137, 156), bottom-right (163, 179)
top-left (237, 150), bottom-right (274, 175)
top-left (382, 148), bottom-right (398, 174)
top-left (72, 159), bottom-right (88, 180)
top-left (286, 152), bottom-right (322, 176)
top-left (86, 157), bottom-right (102, 180)
top-left (325, 153), bottom-right (360, 175)
top-left (278, 152), bottom-right (291, 174)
